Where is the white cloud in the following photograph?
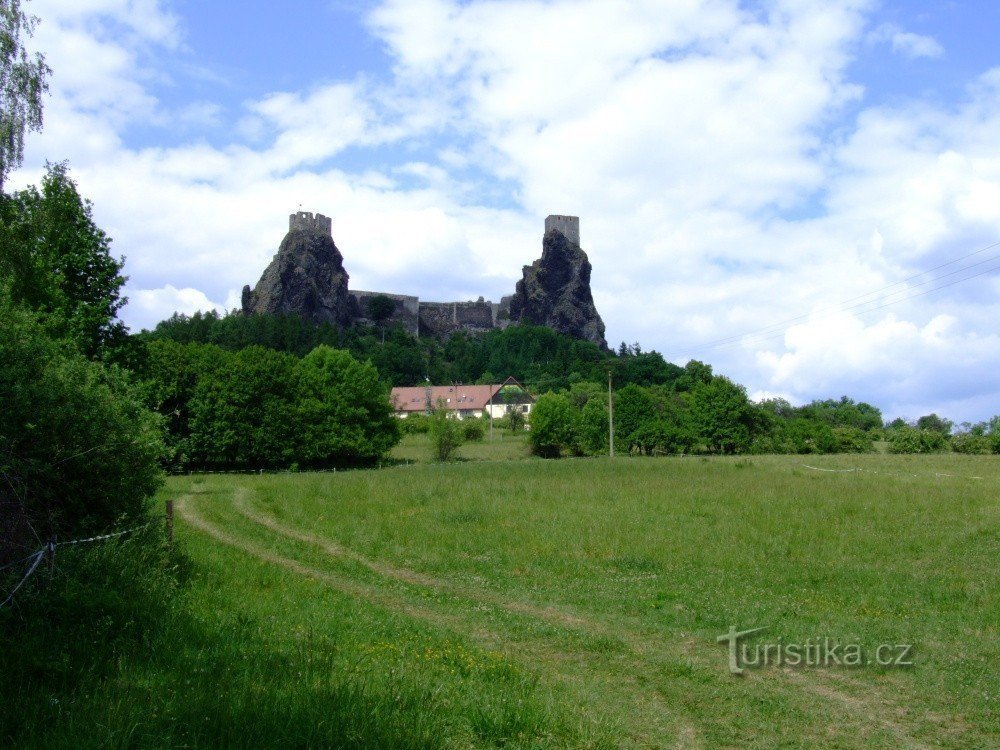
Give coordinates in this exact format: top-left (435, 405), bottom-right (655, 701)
top-left (11, 0), bottom-right (1000, 423)
top-left (871, 23), bottom-right (944, 60)
top-left (130, 285), bottom-right (227, 329)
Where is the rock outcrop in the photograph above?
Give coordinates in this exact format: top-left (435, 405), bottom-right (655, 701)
top-left (241, 212), bottom-right (356, 327)
top-left (507, 220), bottom-right (607, 349)
top-left (241, 212), bottom-right (607, 348)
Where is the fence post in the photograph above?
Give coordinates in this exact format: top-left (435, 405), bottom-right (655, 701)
top-left (165, 499), bottom-right (174, 544)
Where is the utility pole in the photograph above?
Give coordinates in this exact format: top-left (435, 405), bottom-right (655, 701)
top-left (608, 369), bottom-right (615, 458)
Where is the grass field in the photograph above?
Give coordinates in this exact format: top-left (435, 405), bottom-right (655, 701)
top-left (10, 444), bottom-right (999, 748)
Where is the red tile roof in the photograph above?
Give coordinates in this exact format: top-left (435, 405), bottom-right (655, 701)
top-left (390, 378), bottom-right (531, 413)
top-left (391, 384), bottom-right (502, 413)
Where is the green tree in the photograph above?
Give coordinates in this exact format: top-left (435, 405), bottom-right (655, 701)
top-left (614, 384), bottom-right (656, 451)
top-left (690, 376), bottom-right (756, 454)
top-left (187, 346), bottom-right (301, 469)
top-left (0, 163), bottom-right (127, 358)
top-left (528, 393), bottom-right (578, 458)
top-left (428, 407), bottom-right (464, 461)
top-left (916, 413), bottom-right (953, 436)
top-left (296, 346), bottom-right (400, 466)
top-left (579, 396), bottom-right (609, 454)
top-left (0, 294), bottom-right (164, 560)
top-left (0, 0), bottom-right (50, 190)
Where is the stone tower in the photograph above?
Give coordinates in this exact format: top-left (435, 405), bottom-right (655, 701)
top-left (544, 215), bottom-right (580, 246)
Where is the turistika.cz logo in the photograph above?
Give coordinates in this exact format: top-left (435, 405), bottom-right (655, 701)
top-left (717, 626), bottom-right (914, 675)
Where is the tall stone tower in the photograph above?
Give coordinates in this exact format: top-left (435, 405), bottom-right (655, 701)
top-left (544, 215), bottom-right (580, 246)
top-left (288, 211), bottom-right (332, 235)
top-left (241, 210), bottom-right (355, 326)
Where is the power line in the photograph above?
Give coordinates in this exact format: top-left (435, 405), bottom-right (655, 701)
top-left (696, 258), bottom-right (1000, 355)
top-left (684, 240), bottom-right (1000, 355)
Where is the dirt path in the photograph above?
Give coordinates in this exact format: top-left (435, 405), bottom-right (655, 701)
top-left (180, 488), bottom-right (940, 749)
top-left (178, 493), bottom-right (702, 749)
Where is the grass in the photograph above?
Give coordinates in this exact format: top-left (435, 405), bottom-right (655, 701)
top-left (391, 430), bottom-right (533, 463)
top-left (3, 448), bottom-right (997, 748)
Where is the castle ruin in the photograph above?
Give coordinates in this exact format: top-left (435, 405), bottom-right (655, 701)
top-left (242, 211), bottom-right (607, 348)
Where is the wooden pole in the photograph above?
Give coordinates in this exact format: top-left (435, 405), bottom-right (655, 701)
top-left (165, 499), bottom-right (174, 544)
top-left (608, 370), bottom-right (615, 458)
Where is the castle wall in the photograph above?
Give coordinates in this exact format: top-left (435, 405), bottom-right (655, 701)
top-left (418, 299), bottom-right (505, 337)
top-left (349, 290), bottom-right (419, 336)
top-left (289, 211), bottom-right (333, 236)
top-left (544, 215), bottom-right (580, 246)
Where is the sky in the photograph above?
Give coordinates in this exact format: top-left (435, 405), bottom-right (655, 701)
top-left (11, 0), bottom-right (1000, 423)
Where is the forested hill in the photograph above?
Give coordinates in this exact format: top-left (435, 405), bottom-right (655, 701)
top-left (142, 311), bottom-right (687, 392)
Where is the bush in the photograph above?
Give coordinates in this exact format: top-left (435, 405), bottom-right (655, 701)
top-left (400, 414), bottom-right (430, 434)
top-left (951, 432), bottom-right (991, 455)
top-left (429, 409), bottom-right (464, 461)
top-left (887, 426), bottom-right (949, 454)
top-left (529, 393), bottom-right (578, 458)
top-left (0, 296), bottom-right (165, 563)
top-left (462, 418), bottom-right (486, 442)
top-left (831, 427), bottom-right (874, 454)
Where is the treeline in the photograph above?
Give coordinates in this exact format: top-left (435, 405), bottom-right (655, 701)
top-left (529, 374), bottom-right (1000, 458)
top-left (140, 340), bottom-right (399, 471)
top-left (144, 310), bottom-right (684, 391)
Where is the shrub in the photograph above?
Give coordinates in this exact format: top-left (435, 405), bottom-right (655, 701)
top-left (529, 393), bottom-right (578, 458)
top-left (951, 432), bottom-right (991, 455)
top-left (462, 418), bottom-right (486, 442)
top-left (429, 409), bottom-right (464, 461)
top-left (0, 296), bottom-right (164, 562)
top-left (400, 414), bottom-right (430, 434)
top-left (887, 426), bottom-right (949, 454)
top-left (831, 427), bottom-right (874, 454)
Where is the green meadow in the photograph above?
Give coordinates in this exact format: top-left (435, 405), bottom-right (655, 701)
top-left (7, 444), bottom-right (998, 748)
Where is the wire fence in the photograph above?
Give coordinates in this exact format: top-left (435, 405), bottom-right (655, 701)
top-left (0, 518), bottom-right (162, 612)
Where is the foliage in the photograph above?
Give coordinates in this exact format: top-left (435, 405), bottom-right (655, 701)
top-left (399, 413), bottom-right (430, 434)
top-left (295, 346), bottom-right (400, 466)
top-left (578, 395), bottom-right (609, 454)
top-left (504, 407), bottom-right (526, 433)
top-left (887, 426), bottom-right (949, 454)
top-left (0, 0), bottom-right (50, 189)
top-left (0, 162), bottom-right (128, 358)
top-left (528, 393), bottom-right (578, 458)
top-left (950, 431), bottom-right (991, 455)
top-left (141, 341), bottom-right (400, 470)
top-left (690, 376), bottom-right (758, 454)
top-left (461, 417), bottom-right (486, 442)
top-left (428, 408), bottom-right (464, 461)
top-left (366, 294), bottom-right (396, 323)
top-left (916, 413), bottom-right (954, 435)
top-left (0, 295), bottom-right (164, 559)
top-left (831, 426), bottom-right (875, 454)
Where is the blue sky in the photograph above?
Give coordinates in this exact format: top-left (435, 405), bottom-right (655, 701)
top-left (13, 0), bottom-right (1000, 423)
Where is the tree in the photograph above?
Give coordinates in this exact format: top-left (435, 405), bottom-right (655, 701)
top-left (0, 163), bottom-right (127, 358)
top-left (528, 393), bottom-right (578, 458)
top-left (428, 406), bottom-right (463, 461)
top-left (0, 293), bottom-right (164, 562)
top-left (0, 0), bottom-right (50, 190)
top-left (690, 376), bottom-right (756, 454)
top-left (614, 384), bottom-right (656, 451)
top-left (187, 346), bottom-right (302, 469)
top-left (296, 346), bottom-right (400, 466)
top-left (367, 294), bottom-right (395, 343)
top-left (579, 396), bottom-right (609, 454)
top-left (916, 413), bottom-right (953, 436)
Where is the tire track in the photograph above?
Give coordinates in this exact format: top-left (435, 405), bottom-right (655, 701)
top-left (178, 493), bottom-right (703, 749)
top-left (232, 488), bottom-right (939, 749)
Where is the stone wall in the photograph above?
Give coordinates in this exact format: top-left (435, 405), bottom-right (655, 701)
top-left (348, 290), bottom-right (420, 336)
top-left (544, 215), bottom-right (580, 246)
top-left (289, 211), bottom-right (333, 235)
top-left (418, 298), bottom-right (508, 337)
